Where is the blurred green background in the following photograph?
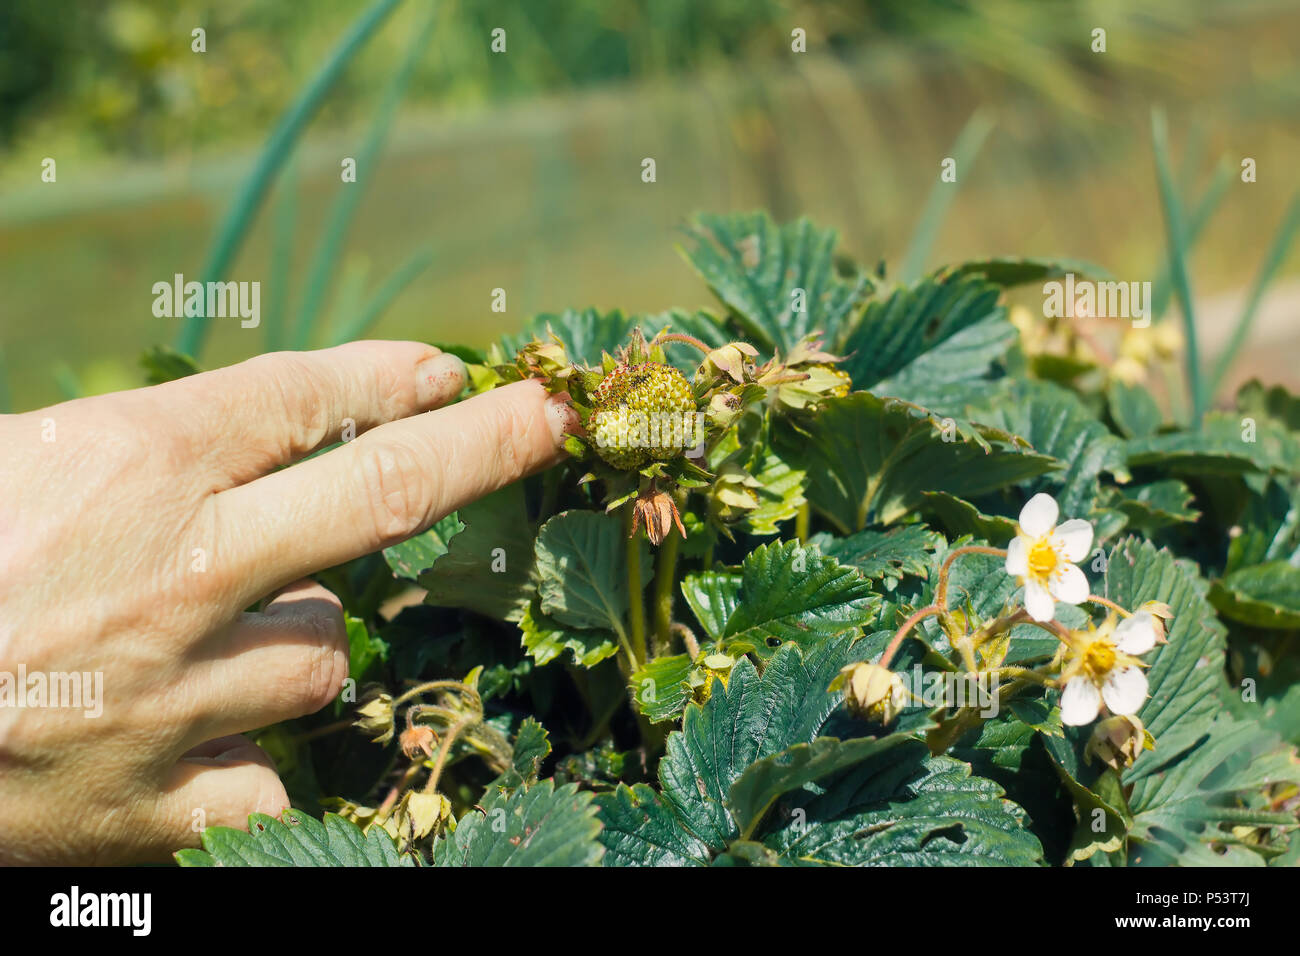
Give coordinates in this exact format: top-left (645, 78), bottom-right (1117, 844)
top-left (2, 0), bottom-right (1298, 412)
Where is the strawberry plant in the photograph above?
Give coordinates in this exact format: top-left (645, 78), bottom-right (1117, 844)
top-left (177, 210), bottom-right (1300, 868)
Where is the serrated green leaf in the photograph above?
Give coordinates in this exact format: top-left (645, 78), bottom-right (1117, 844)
top-left (1115, 480), bottom-right (1199, 531)
top-left (1126, 412), bottom-right (1300, 474)
top-left (596, 784), bottom-right (713, 866)
top-left (1121, 716), bottom-right (1300, 866)
top-left (919, 491), bottom-right (1018, 543)
top-left (658, 637), bottom-right (860, 848)
top-left (432, 780), bottom-right (604, 867)
top-left (780, 393), bottom-right (1058, 533)
top-left (1237, 379), bottom-right (1300, 432)
top-left (680, 211), bottom-right (871, 353)
top-left (970, 379), bottom-right (1126, 515)
top-left (840, 274), bottom-right (1013, 412)
top-left (175, 810), bottom-right (414, 867)
top-left (629, 652), bottom-right (696, 723)
top-left (737, 451), bottom-right (807, 535)
top-left (810, 524), bottom-right (942, 591)
top-left (1100, 538), bottom-right (1228, 740)
top-left (1107, 379), bottom-right (1162, 439)
top-left (680, 571), bottom-right (742, 641)
top-left (1210, 562), bottom-right (1300, 629)
top-left (944, 256), bottom-right (1112, 286)
top-left (728, 734), bottom-right (913, 839)
top-left (519, 599), bottom-right (619, 668)
top-left (383, 513), bottom-right (463, 580)
top-left (419, 484), bottom-right (537, 622)
top-left (765, 743), bottom-right (1044, 866)
top-left (1091, 538), bottom-right (1300, 864)
top-left (535, 511), bottom-right (648, 632)
top-left (716, 540), bottom-right (880, 659)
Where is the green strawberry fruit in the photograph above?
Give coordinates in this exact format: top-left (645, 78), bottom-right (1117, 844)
top-left (589, 362), bottom-right (698, 469)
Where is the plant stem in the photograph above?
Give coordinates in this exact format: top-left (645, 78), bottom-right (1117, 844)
top-left (672, 623), bottom-right (701, 660)
top-left (652, 525), bottom-right (681, 656)
top-left (880, 604), bottom-right (942, 669)
top-left (935, 545), bottom-right (1008, 610)
top-left (423, 714), bottom-right (476, 795)
top-left (986, 666), bottom-right (1053, 686)
top-left (655, 332), bottom-right (712, 354)
top-left (1086, 593), bottom-right (1130, 618)
top-left (394, 680), bottom-right (480, 710)
top-left (625, 510), bottom-right (647, 667)
top-left (795, 502), bottom-right (810, 543)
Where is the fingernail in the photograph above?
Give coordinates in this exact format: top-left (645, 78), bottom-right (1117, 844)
top-left (545, 391), bottom-right (578, 448)
top-left (416, 353), bottom-right (467, 407)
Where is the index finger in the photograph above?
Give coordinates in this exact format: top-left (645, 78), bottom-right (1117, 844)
top-left (207, 379), bottom-right (576, 609)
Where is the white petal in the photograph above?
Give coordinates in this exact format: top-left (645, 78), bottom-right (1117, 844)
top-left (1053, 519), bottom-right (1094, 562)
top-left (1005, 536), bottom-right (1029, 576)
top-left (1019, 493), bottom-right (1059, 538)
top-left (1024, 579), bottom-right (1056, 622)
top-left (1102, 666), bottom-right (1148, 715)
top-left (1114, 612), bottom-right (1157, 655)
top-left (1049, 562), bottom-right (1089, 605)
top-left (1060, 678), bottom-right (1102, 726)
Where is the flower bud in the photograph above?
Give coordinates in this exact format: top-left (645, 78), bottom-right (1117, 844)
top-left (400, 724), bottom-right (437, 759)
top-left (689, 653), bottom-right (736, 703)
top-left (391, 791), bottom-right (452, 843)
top-left (1085, 713), bottom-right (1154, 771)
top-left (1136, 601), bottom-right (1174, 643)
top-left (704, 342), bottom-right (759, 383)
top-left (354, 688), bottom-right (395, 745)
top-left (835, 662), bottom-right (907, 724)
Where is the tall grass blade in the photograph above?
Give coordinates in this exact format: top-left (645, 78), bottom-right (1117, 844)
top-left (176, 0), bottom-right (407, 358)
top-left (1151, 109), bottom-right (1204, 427)
top-left (329, 245), bottom-right (434, 346)
top-left (898, 110), bottom-right (993, 284)
top-left (290, 0), bottom-right (440, 350)
top-left (264, 158), bottom-right (299, 353)
top-left (1206, 189), bottom-right (1300, 400)
top-left (1152, 161), bottom-right (1230, 318)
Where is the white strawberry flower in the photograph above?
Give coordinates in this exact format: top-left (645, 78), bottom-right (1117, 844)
top-left (1058, 612), bottom-right (1160, 726)
top-left (1005, 492), bottom-right (1093, 622)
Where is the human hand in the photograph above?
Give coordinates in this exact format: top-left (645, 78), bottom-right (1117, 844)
top-left (0, 341), bottom-right (574, 864)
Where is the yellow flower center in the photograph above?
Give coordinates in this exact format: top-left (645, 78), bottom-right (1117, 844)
top-left (1081, 639), bottom-right (1117, 681)
top-left (1027, 538), bottom-right (1059, 579)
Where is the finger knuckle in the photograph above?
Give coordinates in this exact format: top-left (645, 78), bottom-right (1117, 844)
top-left (489, 399), bottom-right (538, 486)
top-left (258, 353), bottom-right (336, 453)
top-left (354, 439), bottom-right (432, 547)
top-left (298, 634), bottom-right (349, 715)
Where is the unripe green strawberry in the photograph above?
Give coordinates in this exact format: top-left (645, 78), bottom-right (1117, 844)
top-left (589, 362), bottom-right (697, 470)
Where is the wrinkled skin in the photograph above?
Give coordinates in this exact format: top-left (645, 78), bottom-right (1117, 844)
top-left (0, 341), bottom-right (574, 864)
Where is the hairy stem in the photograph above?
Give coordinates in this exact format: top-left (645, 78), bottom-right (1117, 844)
top-left (935, 545), bottom-right (1009, 611)
top-left (423, 714), bottom-right (476, 796)
top-left (394, 680), bottom-right (481, 710)
top-left (652, 525), bottom-right (682, 656)
top-left (625, 510), bottom-right (647, 667)
top-left (880, 604), bottom-right (942, 669)
top-left (654, 332), bottom-right (712, 354)
top-left (1086, 593), bottom-right (1131, 618)
top-left (673, 623), bottom-right (701, 661)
